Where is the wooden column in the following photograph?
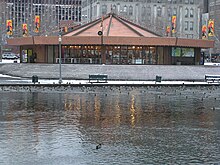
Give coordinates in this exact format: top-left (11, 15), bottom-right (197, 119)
top-left (101, 45), bottom-right (106, 64)
top-left (194, 48), bottom-right (201, 65)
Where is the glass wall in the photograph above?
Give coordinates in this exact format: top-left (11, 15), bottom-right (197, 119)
top-left (59, 45), bottom-right (158, 65)
top-left (62, 45), bottom-right (101, 64)
top-left (171, 47), bottom-right (195, 65)
top-left (106, 46), bottom-right (157, 64)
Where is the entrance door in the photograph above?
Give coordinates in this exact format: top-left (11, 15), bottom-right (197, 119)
top-left (21, 49), bottom-right (33, 63)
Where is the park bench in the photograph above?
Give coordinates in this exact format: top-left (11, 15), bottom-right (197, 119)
top-left (89, 74), bottom-right (108, 83)
top-left (205, 74), bottom-right (220, 83)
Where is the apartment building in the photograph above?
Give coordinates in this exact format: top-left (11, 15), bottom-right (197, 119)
top-left (0, 0), bottom-right (81, 42)
top-left (208, 0), bottom-right (220, 54)
top-left (81, 0), bottom-right (203, 39)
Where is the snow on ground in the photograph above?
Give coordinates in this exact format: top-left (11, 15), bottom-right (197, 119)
top-left (0, 61), bottom-right (220, 85)
top-left (0, 59), bottom-right (20, 63)
top-left (204, 62), bottom-right (220, 66)
top-left (2, 77), bottom-right (219, 85)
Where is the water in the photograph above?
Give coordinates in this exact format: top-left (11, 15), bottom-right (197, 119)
top-left (0, 86), bottom-right (220, 165)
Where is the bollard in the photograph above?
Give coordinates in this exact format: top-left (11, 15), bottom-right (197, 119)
top-left (156, 75), bottom-right (162, 82)
top-left (32, 75), bottom-right (38, 84)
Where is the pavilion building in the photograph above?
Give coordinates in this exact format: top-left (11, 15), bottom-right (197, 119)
top-left (7, 13), bottom-right (214, 65)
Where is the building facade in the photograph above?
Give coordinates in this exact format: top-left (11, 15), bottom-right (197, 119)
top-left (0, 0), bottom-right (81, 54)
top-left (208, 0), bottom-right (220, 55)
top-left (82, 0), bottom-right (203, 39)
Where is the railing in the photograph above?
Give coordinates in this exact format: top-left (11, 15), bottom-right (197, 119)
top-left (56, 58), bottom-right (93, 64)
top-left (205, 74), bottom-right (220, 83)
top-left (89, 74), bottom-right (108, 83)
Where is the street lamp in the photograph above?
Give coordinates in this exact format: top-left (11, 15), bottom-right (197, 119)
top-left (58, 34), bottom-right (62, 84)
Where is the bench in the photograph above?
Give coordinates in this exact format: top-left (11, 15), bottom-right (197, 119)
top-left (89, 74), bottom-right (108, 83)
top-left (205, 75), bottom-right (220, 83)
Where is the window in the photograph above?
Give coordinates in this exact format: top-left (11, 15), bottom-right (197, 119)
top-left (173, 8), bottom-right (177, 15)
top-left (142, 6), bottom-right (146, 15)
top-left (190, 0), bottom-right (194, 4)
top-left (142, 6), bottom-right (146, 21)
top-left (129, 6), bottom-right (133, 16)
top-left (189, 21), bottom-right (193, 31)
top-left (101, 5), bottom-right (107, 15)
top-left (112, 5), bottom-right (116, 13)
top-left (167, 7), bottom-right (171, 17)
top-left (123, 5), bottom-right (127, 12)
top-left (190, 8), bottom-right (194, 18)
top-left (185, 8), bottom-right (189, 18)
top-left (185, 21), bottom-right (188, 30)
top-left (185, 0), bottom-right (189, 4)
top-left (157, 6), bottom-right (162, 17)
top-left (147, 6), bottom-right (151, 16)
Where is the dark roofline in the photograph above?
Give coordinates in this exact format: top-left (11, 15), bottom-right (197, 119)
top-left (7, 36), bottom-right (214, 49)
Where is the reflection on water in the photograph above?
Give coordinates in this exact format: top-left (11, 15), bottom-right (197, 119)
top-left (0, 86), bottom-right (220, 165)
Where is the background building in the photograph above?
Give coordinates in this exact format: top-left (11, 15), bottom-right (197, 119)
top-left (82, 0), bottom-right (203, 39)
top-left (0, 0), bottom-right (81, 54)
top-left (208, 0), bottom-right (220, 55)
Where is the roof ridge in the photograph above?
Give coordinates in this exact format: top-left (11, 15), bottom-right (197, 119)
top-left (106, 14), bottom-right (113, 36)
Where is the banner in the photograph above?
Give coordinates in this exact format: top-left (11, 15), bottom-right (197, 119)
top-left (166, 26), bottom-right (171, 36)
top-left (22, 24), bottom-right (28, 37)
top-left (171, 16), bottom-right (176, 34)
top-left (208, 19), bottom-right (214, 36)
top-left (201, 13), bottom-right (209, 39)
top-left (35, 15), bottom-right (40, 33)
top-left (202, 25), bottom-right (207, 39)
top-left (63, 27), bottom-right (68, 33)
top-left (6, 20), bottom-right (13, 35)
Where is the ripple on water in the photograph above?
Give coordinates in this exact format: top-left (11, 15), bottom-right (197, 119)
top-left (0, 88), bottom-right (220, 164)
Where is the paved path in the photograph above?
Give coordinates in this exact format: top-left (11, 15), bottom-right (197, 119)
top-left (0, 63), bottom-right (220, 81)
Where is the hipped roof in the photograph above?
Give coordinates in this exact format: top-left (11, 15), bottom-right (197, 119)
top-left (64, 13), bottom-right (160, 37)
top-left (7, 13), bottom-right (214, 49)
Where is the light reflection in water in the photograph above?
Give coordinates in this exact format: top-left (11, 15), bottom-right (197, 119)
top-left (94, 95), bottom-right (101, 123)
top-left (0, 86), bottom-right (219, 165)
top-left (130, 95), bottom-right (136, 128)
top-left (114, 95), bottom-right (121, 126)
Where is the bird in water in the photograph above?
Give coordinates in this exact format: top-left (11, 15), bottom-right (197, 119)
top-left (96, 144), bottom-right (101, 150)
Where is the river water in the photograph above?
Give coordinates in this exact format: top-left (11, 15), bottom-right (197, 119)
top-left (0, 86), bottom-right (219, 165)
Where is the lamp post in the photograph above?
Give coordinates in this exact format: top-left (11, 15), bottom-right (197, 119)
top-left (98, 16), bottom-right (104, 64)
top-left (58, 34), bottom-right (62, 84)
top-left (98, 30), bottom-right (103, 64)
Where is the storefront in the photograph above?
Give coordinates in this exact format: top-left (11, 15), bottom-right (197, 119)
top-left (60, 45), bottom-right (199, 65)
